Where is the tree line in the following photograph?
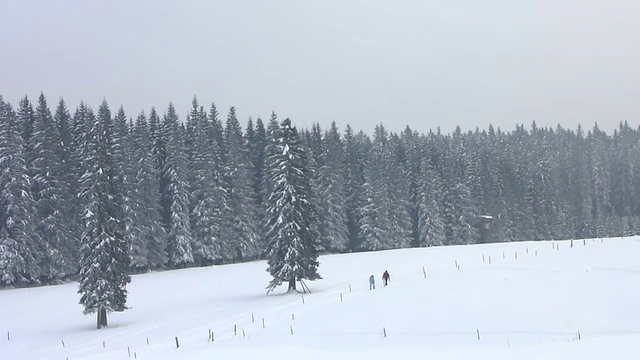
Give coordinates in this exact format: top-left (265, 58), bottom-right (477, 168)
top-left (2, 93), bottom-right (639, 290)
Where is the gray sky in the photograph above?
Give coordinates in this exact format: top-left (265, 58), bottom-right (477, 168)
top-left (1, 0), bottom-right (639, 135)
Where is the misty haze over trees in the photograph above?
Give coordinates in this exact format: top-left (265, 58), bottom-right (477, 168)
top-left (2, 93), bottom-right (640, 289)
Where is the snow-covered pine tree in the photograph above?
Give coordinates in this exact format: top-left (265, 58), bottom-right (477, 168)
top-left (359, 125), bottom-right (412, 250)
top-left (54, 98), bottom-right (82, 268)
top-left (0, 97), bottom-right (41, 286)
top-left (342, 125), bottom-right (366, 251)
top-left (222, 107), bottom-right (260, 262)
top-left (161, 103), bottom-right (193, 268)
top-left (264, 118), bottom-right (321, 294)
top-left (32, 93), bottom-right (68, 281)
top-left (400, 126), bottom-right (424, 247)
top-left (246, 117), bottom-right (269, 254)
top-left (17, 96), bottom-right (35, 163)
top-left (187, 98), bottom-right (225, 265)
top-left (77, 100), bottom-right (130, 329)
top-left (440, 126), bottom-right (479, 245)
top-left (416, 158), bottom-right (445, 247)
top-left (317, 122), bottom-right (349, 252)
top-left (126, 111), bottom-right (167, 272)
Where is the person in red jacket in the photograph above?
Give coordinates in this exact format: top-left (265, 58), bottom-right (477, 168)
top-left (382, 270), bottom-right (390, 286)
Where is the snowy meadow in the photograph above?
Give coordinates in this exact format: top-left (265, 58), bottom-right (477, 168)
top-left (1, 237), bottom-right (639, 360)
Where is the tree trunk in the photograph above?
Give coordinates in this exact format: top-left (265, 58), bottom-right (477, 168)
top-left (97, 307), bottom-right (108, 329)
top-left (287, 278), bottom-right (296, 292)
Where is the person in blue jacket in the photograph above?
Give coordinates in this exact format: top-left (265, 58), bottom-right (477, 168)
top-left (369, 274), bottom-right (375, 290)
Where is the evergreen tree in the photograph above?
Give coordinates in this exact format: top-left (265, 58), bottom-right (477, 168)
top-left (222, 107), bottom-right (260, 261)
top-left (161, 103), bottom-right (193, 267)
top-left (441, 127), bottom-right (479, 245)
top-left (400, 127), bottom-right (424, 247)
top-left (17, 96), bottom-right (35, 164)
top-left (77, 100), bottom-right (130, 329)
top-left (265, 118), bottom-right (320, 293)
top-left (126, 112), bottom-right (167, 271)
top-left (342, 125), bottom-right (366, 251)
top-left (247, 117), bottom-right (269, 254)
top-left (316, 122), bottom-right (349, 252)
top-left (54, 98), bottom-right (82, 266)
top-left (359, 125), bottom-right (412, 250)
top-left (416, 159), bottom-right (445, 247)
top-left (32, 93), bottom-right (69, 281)
top-left (0, 97), bottom-right (40, 286)
top-left (187, 99), bottom-right (225, 265)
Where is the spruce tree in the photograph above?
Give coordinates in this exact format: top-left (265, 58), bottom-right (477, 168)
top-left (126, 112), bottom-right (168, 271)
top-left (359, 125), bottom-right (412, 250)
top-left (161, 103), bottom-right (193, 267)
top-left (342, 125), bottom-right (366, 251)
top-left (222, 107), bottom-right (260, 261)
top-left (54, 98), bottom-right (82, 266)
top-left (265, 118), bottom-right (320, 294)
top-left (187, 99), bottom-right (225, 265)
top-left (316, 122), bottom-right (349, 252)
top-left (0, 97), bottom-right (40, 286)
top-left (32, 93), bottom-right (68, 281)
top-left (77, 101), bottom-right (130, 329)
top-left (247, 117), bottom-right (269, 254)
top-left (416, 159), bottom-right (445, 247)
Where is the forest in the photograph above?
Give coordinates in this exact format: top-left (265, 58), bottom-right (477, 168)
top-left (1, 93), bottom-right (639, 288)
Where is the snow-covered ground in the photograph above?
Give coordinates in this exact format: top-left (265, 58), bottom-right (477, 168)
top-left (1, 237), bottom-right (639, 359)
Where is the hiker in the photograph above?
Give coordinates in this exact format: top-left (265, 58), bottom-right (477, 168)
top-left (369, 274), bottom-right (375, 290)
top-left (382, 270), bottom-right (390, 286)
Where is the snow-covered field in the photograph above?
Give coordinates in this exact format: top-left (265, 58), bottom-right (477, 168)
top-left (1, 237), bottom-right (639, 360)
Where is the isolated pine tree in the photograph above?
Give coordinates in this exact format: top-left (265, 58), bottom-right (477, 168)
top-left (265, 118), bottom-right (321, 294)
top-left (77, 101), bottom-right (130, 329)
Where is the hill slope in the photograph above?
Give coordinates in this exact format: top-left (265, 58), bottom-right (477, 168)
top-left (1, 237), bottom-right (639, 359)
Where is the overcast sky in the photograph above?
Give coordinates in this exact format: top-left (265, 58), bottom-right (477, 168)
top-left (1, 0), bottom-right (638, 135)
